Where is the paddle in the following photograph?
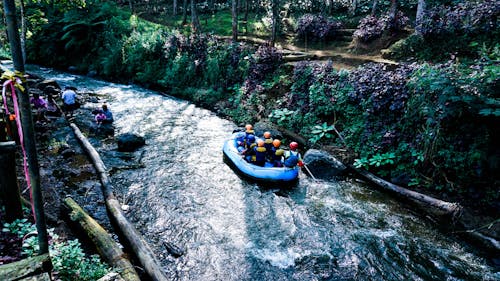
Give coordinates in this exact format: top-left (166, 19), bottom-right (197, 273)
top-left (302, 162), bottom-right (318, 182)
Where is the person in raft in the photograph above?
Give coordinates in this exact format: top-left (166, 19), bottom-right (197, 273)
top-left (252, 139), bottom-right (267, 167)
top-left (101, 104), bottom-right (114, 123)
top-left (262, 131), bottom-right (274, 160)
top-left (243, 124), bottom-right (255, 146)
top-left (241, 134), bottom-right (256, 162)
top-left (271, 139), bottom-right (285, 167)
top-left (235, 131), bottom-right (246, 153)
top-left (284, 141), bottom-right (304, 168)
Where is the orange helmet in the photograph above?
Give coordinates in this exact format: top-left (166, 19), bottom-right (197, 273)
top-left (257, 139), bottom-right (265, 147)
top-left (289, 142), bottom-right (299, 150)
top-left (245, 124), bottom-right (253, 130)
top-left (273, 139), bottom-right (281, 148)
top-left (263, 131), bottom-right (271, 138)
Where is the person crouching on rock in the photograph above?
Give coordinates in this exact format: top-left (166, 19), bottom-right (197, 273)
top-left (95, 110), bottom-right (106, 126)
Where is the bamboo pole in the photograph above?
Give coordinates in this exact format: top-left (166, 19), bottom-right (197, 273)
top-left (3, 0), bottom-right (49, 254)
top-left (64, 197), bottom-right (140, 281)
top-left (70, 123), bottom-right (168, 281)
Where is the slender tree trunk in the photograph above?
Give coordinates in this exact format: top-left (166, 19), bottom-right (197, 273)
top-left (190, 0), bottom-right (201, 33)
top-left (415, 0), bottom-right (426, 35)
top-left (244, 0), bottom-right (249, 21)
top-left (173, 0), bottom-right (178, 15)
top-left (389, 0), bottom-right (398, 29)
top-left (270, 0), bottom-right (280, 46)
top-left (2, 0), bottom-right (49, 255)
top-left (371, 0), bottom-right (378, 15)
top-left (129, 0), bottom-right (133, 12)
top-left (232, 0), bottom-right (238, 41)
top-left (350, 0), bottom-right (358, 15)
top-left (20, 0), bottom-right (26, 64)
top-left (182, 0), bottom-right (188, 25)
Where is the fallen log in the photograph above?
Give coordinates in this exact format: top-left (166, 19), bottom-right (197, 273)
top-left (70, 123), bottom-right (168, 281)
top-left (351, 166), bottom-right (462, 219)
top-left (0, 253), bottom-right (52, 280)
top-left (63, 197), bottom-right (140, 281)
top-left (351, 166), bottom-right (500, 255)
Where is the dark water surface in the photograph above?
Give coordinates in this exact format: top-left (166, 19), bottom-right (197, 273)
top-left (28, 65), bottom-right (499, 281)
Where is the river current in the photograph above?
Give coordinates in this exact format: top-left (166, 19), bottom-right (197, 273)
top-left (28, 65), bottom-right (498, 281)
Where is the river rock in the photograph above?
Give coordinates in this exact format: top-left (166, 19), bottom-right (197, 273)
top-left (116, 133), bottom-right (145, 152)
top-left (303, 149), bottom-right (348, 179)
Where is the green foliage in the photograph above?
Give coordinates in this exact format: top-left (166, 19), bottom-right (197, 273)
top-left (2, 219), bottom-right (36, 238)
top-left (309, 122), bottom-right (335, 144)
top-left (2, 221), bottom-right (111, 280)
top-left (269, 108), bottom-right (295, 126)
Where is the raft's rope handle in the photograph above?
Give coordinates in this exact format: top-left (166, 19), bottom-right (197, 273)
top-left (2, 74), bottom-right (35, 221)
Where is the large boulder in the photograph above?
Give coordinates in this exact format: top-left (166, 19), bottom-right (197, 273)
top-left (116, 133), bottom-right (145, 152)
top-left (303, 149), bottom-right (348, 179)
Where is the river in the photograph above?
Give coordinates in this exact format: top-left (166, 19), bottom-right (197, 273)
top-left (27, 65), bottom-right (498, 281)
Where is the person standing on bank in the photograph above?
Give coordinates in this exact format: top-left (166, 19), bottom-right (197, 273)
top-left (61, 86), bottom-right (78, 117)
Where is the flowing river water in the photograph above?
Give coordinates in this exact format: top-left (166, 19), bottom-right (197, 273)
top-left (27, 65), bottom-right (498, 281)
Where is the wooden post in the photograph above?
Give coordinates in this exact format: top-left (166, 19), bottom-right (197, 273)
top-left (0, 141), bottom-right (23, 222)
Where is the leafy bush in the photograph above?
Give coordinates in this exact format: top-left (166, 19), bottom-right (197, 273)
top-left (354, 11), bottom-right (410, 42)
top-left (420, 0), bottom-right (500, 37)
top-left (296, 14), bottom-right (343, 41)
top-left (2, 220), bottom-right (111, 281)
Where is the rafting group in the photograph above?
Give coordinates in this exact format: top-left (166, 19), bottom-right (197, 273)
top-left (236, 124), bottom-right (304, 168)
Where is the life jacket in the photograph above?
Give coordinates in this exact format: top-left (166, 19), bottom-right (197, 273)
top-left (245, 142), bottom-right (256, 155)
top-left (284, 150), bottom-right (301, 168)
top-left (273, 149), bottom-right (284, 167)
top-left (254, 146), bottom-right (267, 166)
top-left (264, 138), bottom-right (273, 157)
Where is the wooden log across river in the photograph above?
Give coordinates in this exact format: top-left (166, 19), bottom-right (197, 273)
top-left (70, 123), bottom-right (168, 281)
top-left (64, 197), bottom-right (140, 281)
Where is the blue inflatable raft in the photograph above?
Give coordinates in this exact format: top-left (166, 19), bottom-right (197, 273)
top-left (222, 133), bottom-right (299, 184)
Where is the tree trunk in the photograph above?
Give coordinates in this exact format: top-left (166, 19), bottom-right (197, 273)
top-left (243, 0), bottom-right (249, 21)
top-left (173, 0), bottom-right (178, 15)
top-left (350, 0), bottom-right (358, 15)
top-left (389, 0), bottom-right (398, 29)
top-left (0, 253), bottom-right (52, 280)
top-left (20, 0), bottom-right (26, 64)
top-left (2, 0), bottom-right (49, 255)
top-left (64, 197), bottom-right (141, 281)
top-left (352, 167), bottom-right (462, 220)
top-left (190, 0), bottom-right (201, 33)
top-left (415, 0), bottom-right (426, 35)
top-left (270, 0), bottom-right (280, 46)
top-left (232, 0), bottom-right (238, 41)
top-left (182, 0), bottom-right (188, 25)
top-left (70, 123), bottom-right (169, 281)
top-left (371, 0), bottom-right (378, 15)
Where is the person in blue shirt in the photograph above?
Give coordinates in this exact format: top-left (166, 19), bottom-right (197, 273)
top-left (101, 104), bottom-right (114, 123)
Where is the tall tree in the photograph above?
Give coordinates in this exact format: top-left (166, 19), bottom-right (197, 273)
top-left (371, 0), bottom-right (378, 15)
top-left (232, 0), bottom-right (238, 41)
top-left (270, 0), bottom-right (280, 46)
top-left (415, 0), bottom-right (426, 35)
top-left (173, 0), bottom-right (178, 15)
top-left (2, 0), bottom-right (49, 255)
top-left (388, 0), bottom-right (398, 29)
top-left (20, 0), bottom-right (26, 64)
top-left (190, 0), bottom-right (200, 33)
top-left (350, 0), bottom-right (358, 15)
top-left (182, 0), bottom-right (188, 25)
